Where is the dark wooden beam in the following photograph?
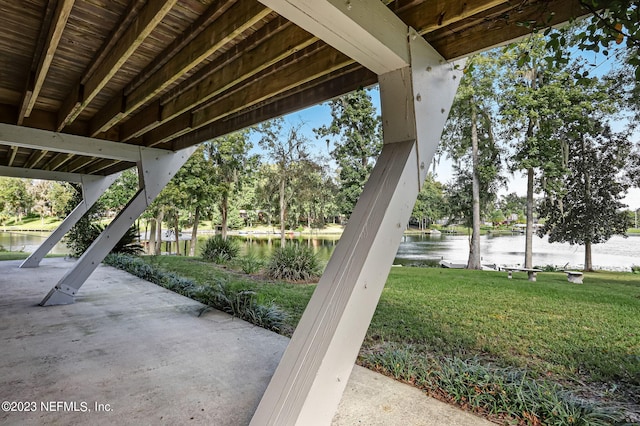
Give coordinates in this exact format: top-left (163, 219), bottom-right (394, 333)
top-left (46, 152), bottom-right (74, 171)
top-left (18, 0), bottom-right (76, 123)
top-left (24, 149), bottom-right (49, 169)
top-left (57, 0), bottom-right (179, 130)
top-left (125, 0), bottom-right (236, 96)
top-left (63, 156), bottom-right (96, 173)
top-left (189, 45), bottom-right (353, 133)
top-left (423, 0), bottom-right (588, 59)
top-left (120, 19), bottom-right (314, 141)
top-left (171, 65), bottom-right (376, 150)
top-left (79, 159), bottom-right (120, 175)
top-left (92, 0), bottom-right (271, 138)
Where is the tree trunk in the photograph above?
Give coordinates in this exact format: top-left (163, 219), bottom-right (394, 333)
top-left (524, 167), bottom-right (534, 268)
top-left (523, 66), bottom-right (538, 269)
top-left (148, 219), bottom-right (156, 255)
top-left (584, 240), bottom-right (593, 271)
top-left (467, 104), bottom-right (482, 270)
top-left (189, 206), bottom-right (200, 257)
top-left (155, 208), bottom-right (164, 255)
top-left (279, 178), bottom-right (286, 248)
top-left (221, 193), bottom-right (228, 240)
top-left (582, 135), bottom-right (593, 272)
top-left (174, 221), bottom-right (180, 256)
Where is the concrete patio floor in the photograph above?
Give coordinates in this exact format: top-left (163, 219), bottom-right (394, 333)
top-left (0, 258), bottom-right (492, 426)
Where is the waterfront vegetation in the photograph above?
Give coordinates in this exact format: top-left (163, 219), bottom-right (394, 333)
top-left (105, 253), bottom-right (639, 425)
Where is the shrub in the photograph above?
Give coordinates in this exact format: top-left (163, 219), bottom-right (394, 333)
top-left (631, 265), bottom-right (640, 274)
top-left (239, 254), bottom-right (263, 274)
top-left (104, 253), bottom-right (286, 332)
top-left (538, 264), bottom-right (559, 272)
top-left (266, 244), bottom-right (320, 281)
top-left (201, 236), bottom-right (239, 263)
top-left (67, 223), bottom-right (143, 257)
top-left (361, 347), bottom-right (624, 425)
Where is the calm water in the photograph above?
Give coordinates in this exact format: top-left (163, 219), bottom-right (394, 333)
top-left (230, 232), bottom-right (640, 272)
top-left (394, 233), bottom-right (640, 271)
top-left (3, 231), bottom-right (638, 271)
top-left (0, 232), bottom-right (69, 255)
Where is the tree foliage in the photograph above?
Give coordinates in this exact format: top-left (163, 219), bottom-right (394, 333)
top-left (0, 178), bottom-right (32, 221)
top-left (541, 2), bottom-right (639, 80)
top-left (101, 169), bottom-right (138, 213)
top-left (411, 174), bottom-right (446, 229)
top-left (535, 69), bottom-right (632, 271)
top-left (206, 130), bottom-right (257, 239)
top-left (314, 88), bottom-right (382, 217)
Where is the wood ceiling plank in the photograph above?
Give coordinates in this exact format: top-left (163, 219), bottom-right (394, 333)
top-left (127, 1), bottom-right (272, 114)
top-left (144, 113), bottom-right (193, 147)
top-left (90, 92), bottom-right (126, 136)
top-left (125, 0), bottom-right (236, 96)
top-left (161, 24), bottom-right (316, 124)
top-left (80, 159), bottom-right (120, 175)
top-left (57, 0), bottom-right (179, 130)
top-left (92, 0), bottom-right (271, 138)
top-left (82, 0), bottom-right (147, 84)
top-left (119, 100), bottom-right (162, 141)
top-left (392, 0), bottom-right (509, 35)
top-left (171, 65), bottom-right (376, 150)
top-left (24, 149), bottom-right (49, 169)
top-left (146, 44), bottom-right (353, 146)
top-left (65, 156), bottom-right (96, 173)
top-left (424, 0), bottom-right (588, 60)
top-left (6, 146), bottom-right (19, 167)
top-left (119, 16), bottom-right (292, 140)
top-left (191, 46), bottom-right (352, 131)
top-left (47, 152), bottom-right (74, 171)
top-left (19, 0), bottom-right (76, 122)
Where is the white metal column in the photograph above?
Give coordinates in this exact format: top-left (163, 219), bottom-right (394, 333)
top-left (250, 28), bottom-right (463, 425)
top-left (20, 174), bottom-right (119, 268)
top-left (40, 147), bottom-right (195, 306)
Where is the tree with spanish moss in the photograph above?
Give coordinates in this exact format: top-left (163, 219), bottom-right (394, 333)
top-left (440, 53), bottom-right (505, 269)
top-left (257, 118), bottom-right (311, 247)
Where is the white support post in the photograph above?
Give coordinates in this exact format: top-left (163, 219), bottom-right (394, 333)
top-left (20, 174), bottom-right (120, 268)
top-left (40, 147), bottom-right (196, 306)
top-left (251, 29), bottom-right (463, 426)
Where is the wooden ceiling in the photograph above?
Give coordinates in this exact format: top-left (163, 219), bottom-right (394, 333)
top-left (0, 0), bottom-right (589, 176)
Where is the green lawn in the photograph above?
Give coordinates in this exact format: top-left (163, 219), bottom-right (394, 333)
top-left (2, 215), bottom-right (62, 231)
top-left (138, 256), bottom-right (639, 387)
top-left (99, 255), bottom-right (640, 422)
top-left (378, 268), bottom-right (639, 383)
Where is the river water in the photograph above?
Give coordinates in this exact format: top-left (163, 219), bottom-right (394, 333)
top-left (232, 232), bottom-right (640, 272)
top-left (2, 231), bottom-right (638, 272)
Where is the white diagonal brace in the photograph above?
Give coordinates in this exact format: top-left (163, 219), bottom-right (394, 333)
top-left (251, 30), bottom-right (463, 426)
top-left (257, 0), bottom-right (409, 75)
top-left (0, 123), bottom-right (168, 162)
top-left (20, 173), bottom-right (120, 268)
top-left (40, 147), bottom-right (196, 306)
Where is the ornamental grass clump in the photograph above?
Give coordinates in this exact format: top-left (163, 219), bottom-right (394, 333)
top-left (361, 346), bottom-right (624, 425)
top-left (104, 253), bottom-right (285, 332)
top-left (266, 244), bottom-right (320, 282)
top-left (201, 235), bottom-right (239, 263)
